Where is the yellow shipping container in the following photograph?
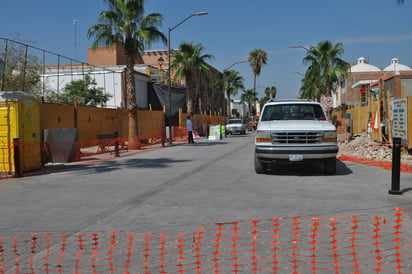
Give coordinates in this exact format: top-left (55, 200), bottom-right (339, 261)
top-left (0, 91), bottom-right (41, 175)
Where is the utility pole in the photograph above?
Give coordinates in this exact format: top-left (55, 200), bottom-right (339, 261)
top-left (73, 19), bottom-right (78, 59)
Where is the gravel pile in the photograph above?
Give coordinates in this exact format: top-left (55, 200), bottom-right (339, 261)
top-left (337, 133), bottom-right (411, 162)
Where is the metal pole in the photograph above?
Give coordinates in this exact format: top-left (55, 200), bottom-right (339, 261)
top-left (167, 12), bottom-right (208, 145)
top-left (389, 137), bottom-right (403, 195)
top-left (168, 28), bottom-right (172, 145)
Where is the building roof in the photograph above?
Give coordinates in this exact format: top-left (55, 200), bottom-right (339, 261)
top-left (351, 79), bottom-right (378, 89)
top-left (350, 57), bottom-right (381, 73)
top-left (383, 58), bottom-right (412, 74)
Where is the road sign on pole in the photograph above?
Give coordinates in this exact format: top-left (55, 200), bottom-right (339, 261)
top-left (323, 97), bottom-right (333, 108)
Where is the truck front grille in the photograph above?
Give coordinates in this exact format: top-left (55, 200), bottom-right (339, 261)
top-left (271, 132), bottom-right (322, 144)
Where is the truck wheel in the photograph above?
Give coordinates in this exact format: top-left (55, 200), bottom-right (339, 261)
top-left (324, 158), bottom-right (336, 175)
top-left (254, 153), bottom-right (266, 174)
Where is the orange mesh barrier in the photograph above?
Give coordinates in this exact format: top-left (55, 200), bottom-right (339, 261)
top-left (173, 127), bottom-right (188, 142)
top-left (0, 130), bottom-right (167, 179)
top-left (338, 154), bottom-right (412, 174)
top-left (0, 208), bottom-right (412, 273)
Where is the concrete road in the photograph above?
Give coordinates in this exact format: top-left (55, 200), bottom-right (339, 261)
top-left (0, 132), bottom-right (411, 239)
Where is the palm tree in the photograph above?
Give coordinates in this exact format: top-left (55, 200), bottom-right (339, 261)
top-left (264, 86), bottom-right (277, 100)
top-left (88, 0), bottom-right (167, 149)
top-left (248, 49), bottom-right (267, 108)
top-left (259, 96), bottom-right (270, 108)
top-left (240, 89), bottom-right (258, 116)
top-left (172, 42), bottom-right (213, 114)
top-left (301, 40), bottom-right (349, 101)
top-left (223, 69), bottom-right (244, 117)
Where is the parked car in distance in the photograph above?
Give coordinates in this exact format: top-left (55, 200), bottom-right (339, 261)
top-left (226, 118), bottom-right (247, 135)
top-left (254, 100), bottom-right (338, 175)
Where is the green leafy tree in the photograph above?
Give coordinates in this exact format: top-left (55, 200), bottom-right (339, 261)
top-left (88, 0), bottom-right (167, 148)
top-left (172, 42), bottom-right (213, 114)
top-left (240, 89), bottom-right (258, 116)
top-left (248, 49), bottom-right (267, 110)
top-left (264, 86), bottom-right (277, 100)
top-left (0, 38), bottom-right (41, 95)
top-left (222, 69), bottom-right (244, 117)
top-left (56, 75), bottom-right (112, 106)
top-left (301, 40), bottom-right (349, 101)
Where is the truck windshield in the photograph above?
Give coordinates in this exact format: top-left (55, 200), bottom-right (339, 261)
top-left (228, 119), bottom-right (242, 124)
top-left (261, 104), bottom-right (326, 121)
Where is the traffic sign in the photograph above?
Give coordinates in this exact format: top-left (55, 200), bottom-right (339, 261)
top-left (323, 97), bottom-right (333, 108)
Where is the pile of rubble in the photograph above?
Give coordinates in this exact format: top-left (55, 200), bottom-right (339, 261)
top-left (337, 133), bottom-right (410, 162)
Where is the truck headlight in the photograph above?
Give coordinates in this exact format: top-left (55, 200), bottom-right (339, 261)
top-left (256, 131), bottom-right (271, 143)
top-left (323, 131), bottom-right (337, 142)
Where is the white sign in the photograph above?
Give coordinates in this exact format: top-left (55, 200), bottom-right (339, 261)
top-left (323, 97), bottom-right (333, 108)
top-left (391, 98), bottom-right (408, 143)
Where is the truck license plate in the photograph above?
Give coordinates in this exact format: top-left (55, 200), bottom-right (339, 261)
top-left (289, 154), bottom-right (303, 161)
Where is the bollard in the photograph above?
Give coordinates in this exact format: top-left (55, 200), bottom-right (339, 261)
top-left (388, 137), bottom-right (402, 195)
top-left (114, 131), bottom-right (120, 157)
top-left (13, 138), bottom-right (22, 177)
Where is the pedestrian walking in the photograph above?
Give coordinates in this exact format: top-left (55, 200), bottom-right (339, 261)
top-left (187, 116), bottom-right (194, 144)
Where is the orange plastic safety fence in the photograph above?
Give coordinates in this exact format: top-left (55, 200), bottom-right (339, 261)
top-left (1, 208), bottom-right (412, 273)
top-left (173, 127), bottom-right (188, 142)
top-left (338, 154), bottom-right (412, 174)
top-left (0, 130), bottom-right (167, 179)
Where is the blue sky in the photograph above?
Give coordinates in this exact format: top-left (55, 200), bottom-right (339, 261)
top-left (1, 0), bottom-right (411, 99)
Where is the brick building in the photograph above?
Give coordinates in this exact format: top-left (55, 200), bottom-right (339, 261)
top-left (340, 57), bottom-right (412, 107)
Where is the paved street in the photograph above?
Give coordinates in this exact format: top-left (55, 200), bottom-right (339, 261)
top-left (1, 133), bottom-right (412, 273)
top-left (0, 133), bottom-right (411, 239)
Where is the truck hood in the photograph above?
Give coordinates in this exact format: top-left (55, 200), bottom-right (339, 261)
top-left (258, 120), bottom-right (336, 131)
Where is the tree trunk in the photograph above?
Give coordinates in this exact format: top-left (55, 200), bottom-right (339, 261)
top-left (185, 73), bottom-right (193, 114)
top-left (125, 40), bottom-right (140, 149)
top-left (227, 90), bottom-right (231, 118)
top-left (253, 74), bottom-right (257, 115)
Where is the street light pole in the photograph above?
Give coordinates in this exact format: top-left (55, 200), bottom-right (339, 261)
top-left (222, 60), bottom-right (246, 118)
top-left (224, 60), bottom-right (246, 71)
top-left (290, 45), bottom-right (310, 51)
top-left (168, 11), bottom-right (208, 145)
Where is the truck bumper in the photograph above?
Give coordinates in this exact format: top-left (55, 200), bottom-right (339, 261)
top-left (255, 145), bottom-right (338, 162)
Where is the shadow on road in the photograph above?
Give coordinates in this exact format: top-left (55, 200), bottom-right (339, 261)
top-left (21, 157), bottom-right (193, 178)
top-left (265, 160), bottom-right (352, 176)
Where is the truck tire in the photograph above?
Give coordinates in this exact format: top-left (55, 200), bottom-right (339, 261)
top-left (254, 153), bottom-right (266, 174)
top-left (324, 158), bottom-right (336, 175)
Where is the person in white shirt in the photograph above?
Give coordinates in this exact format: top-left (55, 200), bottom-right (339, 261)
top-left (187, 116), bottom-right (194, 143)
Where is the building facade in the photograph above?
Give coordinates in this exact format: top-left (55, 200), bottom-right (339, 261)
top-left (88, 44), bottom-right (226, 115)
top-left (340, 57), bottom-right (412, 107)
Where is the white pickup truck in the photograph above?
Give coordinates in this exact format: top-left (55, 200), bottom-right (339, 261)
top-left (254, 100), bottom-right (338, 174)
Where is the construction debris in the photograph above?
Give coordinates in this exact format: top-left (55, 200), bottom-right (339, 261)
top-left (338, 133), bottom-right (411, 162)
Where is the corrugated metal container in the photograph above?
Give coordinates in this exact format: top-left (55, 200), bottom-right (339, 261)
top-left (0, 91), bottom-right (41, 175)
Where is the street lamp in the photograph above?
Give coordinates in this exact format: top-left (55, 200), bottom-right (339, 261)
top-left (291, 71), bottom-right (305, 76)
top-left (157, 56), bottom-right (164, 83)
top-left (222, 60), bottom-right (246, 116)
top-left (290, 45), bottom-right (310, 51)
top-left (168, 11), bottom-right (208, 145)
top-left (224, 60), bottom-right (246, 71)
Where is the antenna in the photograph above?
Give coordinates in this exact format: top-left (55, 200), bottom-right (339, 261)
top-left (73, 19), bottom-right (78, 59)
